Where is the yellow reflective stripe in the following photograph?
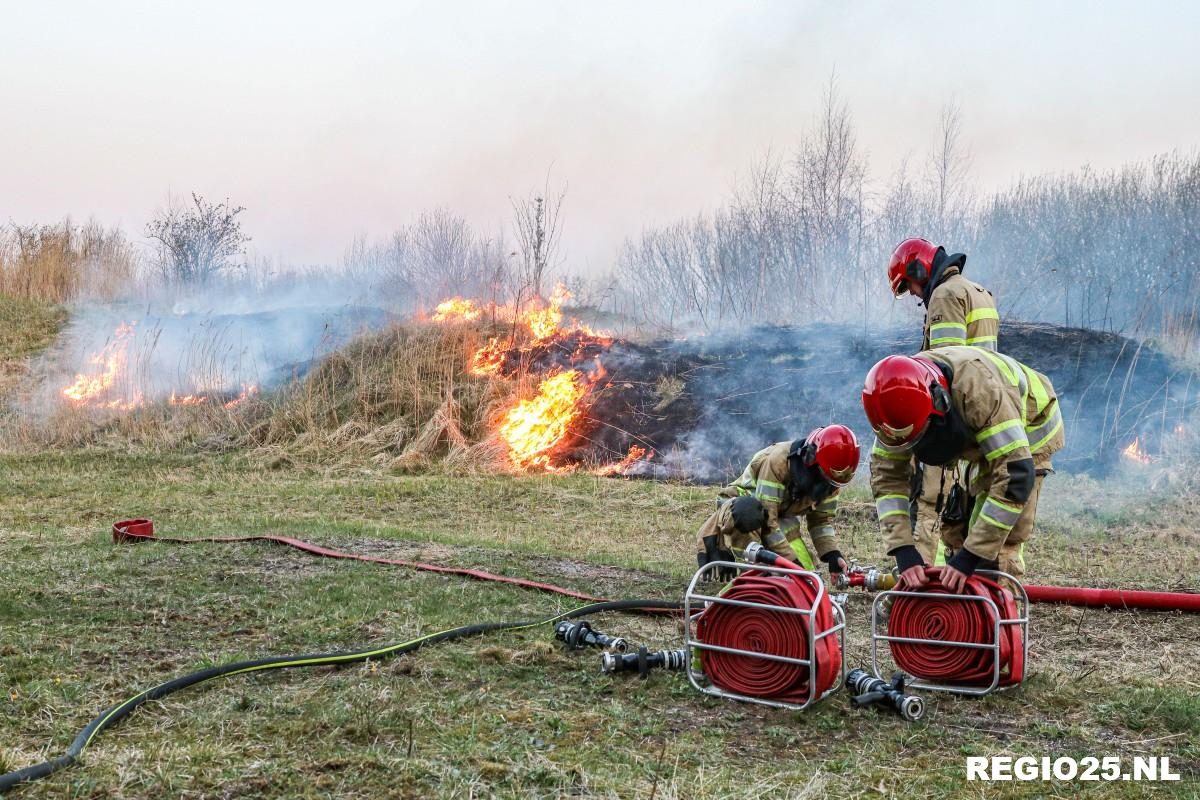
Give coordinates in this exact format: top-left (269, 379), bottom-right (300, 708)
top-left (1027, 406), bottom-right (1063, 452)
top-left (764, 531), bottom-right (789, 548)
top-left (875, 493), bottom-right (909, 520)
top-left (872, 436), bottom-right (910, 461)
top-left (987, 496), bottom-right (1022, 515)
top-left (934, 540), bottom-right (947, 566)
top-left (1022, 365), bottom-right (1050, 414)
top-left (808, 523), bottom-right (835, 539)
top-left (777, 515), bottom-right (803, 534)
top-left (815, 498), bottom-right (838, 514)
top-left (976, 418), bottom-right (1028, 460)
top-left (929, 322), bottom-right (967, 345)
top-left (787, 539), bottom-right (816, 570)
top-left (754, 479), bottom-right (785, 502)
top-left (979, 349), bottom-right (1020, 389)
top-left (965, 307), bottom-right (999, 324)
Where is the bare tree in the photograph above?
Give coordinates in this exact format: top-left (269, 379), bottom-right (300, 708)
top-left (926, 101), bottom-right (973, 236)
top-left (510, 178), bottom-right (565, 302)
top-left (146, 193), bottom-right (250, 285)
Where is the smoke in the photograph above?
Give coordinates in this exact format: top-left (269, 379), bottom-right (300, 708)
top-left (37, 272), bottom-right (399, 414)
top-left (562, 322), bottom-right (1199, 482)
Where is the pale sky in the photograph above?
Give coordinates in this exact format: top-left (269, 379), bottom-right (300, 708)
top-left (2, 1), bottom-right (1197, 273)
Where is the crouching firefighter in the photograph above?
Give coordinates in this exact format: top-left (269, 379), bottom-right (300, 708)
top-left (695, 426), bottom-right (860, 579)
top-left (862, 347), bottom-right (1065, 593)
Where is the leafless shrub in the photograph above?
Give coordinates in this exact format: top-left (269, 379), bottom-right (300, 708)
top-left (146, 193), bottom-right (250, 286)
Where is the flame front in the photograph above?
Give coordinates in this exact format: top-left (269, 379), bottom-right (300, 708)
top-left (428, 286), bottom-right (641, 474)
top-left (499, 370), bottom-right (590, 470)
top-left (62, 322), bottom-right (143, 410)
top-left (1122, 437), bottom-right (1152, 465)
top-left (431, 297), bottom-right (482, 323)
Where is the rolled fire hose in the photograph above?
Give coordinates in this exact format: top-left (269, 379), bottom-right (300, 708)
top-left (0, 598), bottom-right (682, 794)
top-left (886, 567), bottom-right (1024, 688)
top-left (694, 551), bottom-right (842, 704)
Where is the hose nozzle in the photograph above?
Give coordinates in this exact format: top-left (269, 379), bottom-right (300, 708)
top-left (554, 620), bottom-right (627, 652)
top-left (743, 542), bottom-right (778, 565)
top-left (601, 647), bottom-right (689, 676)
top-left (846, 668), bottom-right (925, 722)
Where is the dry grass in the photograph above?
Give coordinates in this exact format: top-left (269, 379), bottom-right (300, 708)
top-left (0, 219), bottom-right (139, 303)
top-left (3, 321), bottom-right (521, 473)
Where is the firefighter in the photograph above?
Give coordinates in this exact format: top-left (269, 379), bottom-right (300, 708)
top-left (887, 237), bottom-right (1000, 566)
top-left (695, 425), bottom-right (860, 578)
top-left (862, 347), bottom-right (1064, 592)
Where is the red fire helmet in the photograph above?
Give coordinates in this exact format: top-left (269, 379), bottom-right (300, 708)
top-left (803, 424), bottom-right (860, 485)
top-left (862, 355), bottom-right (949, 447)
top-left (887, 237), bottom-right (940, 298)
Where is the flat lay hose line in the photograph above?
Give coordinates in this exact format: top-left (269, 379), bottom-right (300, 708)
top-left (886, 567), bottom-right (1024, 688)
top-left (0, 598), bottom-right (682, 794)
top-left (695, 555), bottom-right (842, 703)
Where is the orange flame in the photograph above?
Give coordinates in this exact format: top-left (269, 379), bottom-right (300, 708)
top-left (499, 370), bottom-right (591, 470)
top-left (1122, 437), bottom-right (1153, 465)
top-left (168, 392), bottom-right (207, 406)
top-left (431, 297), bottom-right (483, 323)
top-left (223, 384), bottom-right (259, 409)
top-left (62, 322), bottom-right (144, 410)
top-left (470, 337), bottom-right (509, 376)
top-left (593, 445), bottom-right (653, 476)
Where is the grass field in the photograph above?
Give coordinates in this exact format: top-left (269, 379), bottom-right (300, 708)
top-left (2, 450), bottom-right (1199, 799)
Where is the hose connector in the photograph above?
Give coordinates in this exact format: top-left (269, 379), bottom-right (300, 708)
top-left (554, 620), bottom-right (627, 652)
top-left (743, 542), bottom-right (780, 565)
top-left (600, 647), bottom-right (689, 676)
top-left (846, 668), bottom-right (925, 722)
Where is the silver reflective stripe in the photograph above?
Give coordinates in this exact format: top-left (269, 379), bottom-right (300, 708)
top-left (979, 496), bottom-right (1021, 531)
top-left (967, 336), bottom-right (997, 351)
top-left (764, 531), bottom-right (789, 547)
top-left (872, 436), bottom-right (910, 461)
top-left (778, 515), bottom-right (803, 535)
top-left (815, 497), bottom-right (838, 514)
top-left (1027, 405), bottom-right (1063, 452)
top-left (809, 524), bottom-right (835, 539)
top-left (978, 420), bottom-right (1029, 461)
top-left (755, 481), bottom-right (784, 502)
top-left (875, 494), bottom-right (909, 521)
top-left (928, 322), bottom-right (967, 345)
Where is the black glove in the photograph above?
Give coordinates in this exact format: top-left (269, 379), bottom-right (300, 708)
top-left (820, 549), bottom-right (846, 574)
top-left (698, 535), bottom-right (737, 582)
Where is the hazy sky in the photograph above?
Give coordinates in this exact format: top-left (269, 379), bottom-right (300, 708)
top-left (2, 1), bottom-right (1197, 273)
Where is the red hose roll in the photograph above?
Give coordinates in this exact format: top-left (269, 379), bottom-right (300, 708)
top-left (696, 558), bottom-right (841, 704)
top-left (887, 567), bottom-right (1024, 688)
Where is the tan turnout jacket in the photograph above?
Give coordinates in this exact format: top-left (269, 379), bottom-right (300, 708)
top-left (870, 347), bottom-right (1064, 562)
top-left (922, 267), bottom-right (999, 351)
top-left (722, 442), bottom-right (841, 561)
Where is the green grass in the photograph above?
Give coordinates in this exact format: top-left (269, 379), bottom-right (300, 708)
top-left (2, 452), bottom-right (1199, 798)
top-left (0, 295), bottom-right (65, 364)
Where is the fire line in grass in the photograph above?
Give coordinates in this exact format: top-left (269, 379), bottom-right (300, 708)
top-left (431, 285), bottom-right (647, 474)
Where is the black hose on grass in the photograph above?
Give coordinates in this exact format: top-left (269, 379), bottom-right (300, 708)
top-left (0, 599), bottom-right (682, 794)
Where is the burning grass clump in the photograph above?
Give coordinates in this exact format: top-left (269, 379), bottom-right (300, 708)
top-left (244, 322), bottom-right (515, 470)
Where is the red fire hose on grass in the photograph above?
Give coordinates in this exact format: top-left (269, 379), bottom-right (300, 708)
top-left (845, 567), bottom-right (1200, 613)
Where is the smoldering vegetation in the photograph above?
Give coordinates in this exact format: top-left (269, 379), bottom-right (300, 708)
top-left (544, 322), bottom-right (1199, 481)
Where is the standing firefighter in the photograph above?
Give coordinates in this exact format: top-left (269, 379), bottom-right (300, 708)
top-left (695, 426), bottom-right (860, 578)
top-left (862, 348), bottom-right (1064, 591)
top-left (887, 237), bottom-right (999, 565)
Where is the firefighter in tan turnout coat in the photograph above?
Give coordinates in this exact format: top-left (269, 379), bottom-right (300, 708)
top-left (862, 347), bottom-right (1064, 591)
top-left (886, 237), bottom-right (1000, 566)
top-left (695, 426), bottom-right (860, 577)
